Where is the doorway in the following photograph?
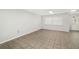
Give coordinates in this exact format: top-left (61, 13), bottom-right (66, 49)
top-left (70, 14), bottom-right (79, 31)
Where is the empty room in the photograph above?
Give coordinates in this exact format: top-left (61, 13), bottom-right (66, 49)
top-left (0, 9), bottom-right (79, 49)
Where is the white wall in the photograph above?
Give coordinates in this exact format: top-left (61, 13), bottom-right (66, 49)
top-left (0, 10), bottom-right (41, 43)
top-left (42, 14), bottom-right (71, 32)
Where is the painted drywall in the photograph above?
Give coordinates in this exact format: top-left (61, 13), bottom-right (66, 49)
top-left (0, 10), bottom-right (41, 43)
top-left (42, 14), bottom-right (71, 32)
top-left (0, 18), bottom-right (4, 40)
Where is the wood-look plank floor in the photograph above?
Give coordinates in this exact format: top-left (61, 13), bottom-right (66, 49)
top-left (0, 29), bottom-right (79, 49)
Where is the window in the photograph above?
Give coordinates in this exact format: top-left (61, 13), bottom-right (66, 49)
top-left (44, 16), bottom-right (63, 25)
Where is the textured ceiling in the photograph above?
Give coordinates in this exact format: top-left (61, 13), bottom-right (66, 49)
top-left (26, 9), bottom-right (79, 15)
